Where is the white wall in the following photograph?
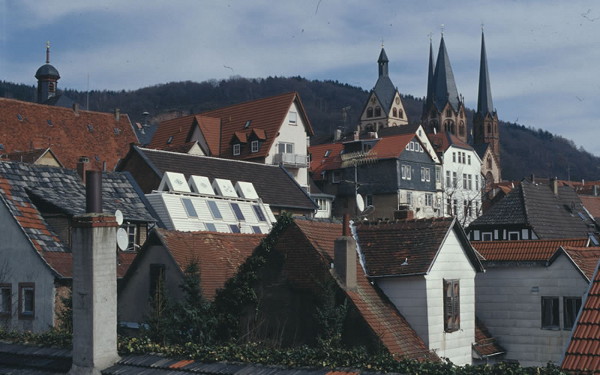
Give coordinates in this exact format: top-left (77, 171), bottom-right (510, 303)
top-left (442, 146), bottom-right (483, 226)
top-left (0, 200), bottom-right (57, 332)
top-left (378, 229), bottom-right (476, 365)
top-left (265, 102), bottom-right (309, 188)
top-left (476, 256), bottom-right (589, 367)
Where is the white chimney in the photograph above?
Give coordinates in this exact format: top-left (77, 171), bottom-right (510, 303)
top-left (333, 214), bottom-right (357, 290)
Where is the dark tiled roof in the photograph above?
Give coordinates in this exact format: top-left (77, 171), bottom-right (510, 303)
top-left (153, 228), bottom-right (265, 300)
top-left (432, 36), bottom-right (460, 112)
top-left (562, 258), bottom-right (600, 373)
top-left (470, 180), bottom-right (597, 240)
top-left (0, 161), bottom-right (154, 277)
top-left (372, 75), bottom-right (397, 116)
top-left (132, 147), bottom-right (316, 211)
top-left (376, 123), bottom-right (421, 138)
top-left (290, 219), bottom-right (438, 361)
top-left (356, 218), bottom-right (482, 277)
top-left (0, 97), bottom-right (137, 170)
top-left (472, 238), bottom-right (589, 262)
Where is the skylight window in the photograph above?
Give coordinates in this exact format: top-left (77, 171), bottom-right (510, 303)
top-left (207, 201), bottom-right (222, 219)
top-left (87, 124), bottom-right (94, 132)
top-left (47, 119), bottom-right (53, 126)
top-left (231, 203), bottom-right (245, 221)
top-left (16, 114), bottom-right (23, 121)
top-left (205, 223), bottom-right (217, 232)
top-left (182, 198), bottom-right (198, 217)
top-left (324, 150), bottom-right (331, 157)
top-left (252, 226), bottom-right (262, 234)
top-left (167, 136), bottom-right (174, 144)
top-left (229, 224), bottom-right (241, 233)
top-left (244, 120), bottom-right (252, 129)
top-left (253, 205), bottom-right (266, 222)
top-left (114, 128), bottom-right (121, 135)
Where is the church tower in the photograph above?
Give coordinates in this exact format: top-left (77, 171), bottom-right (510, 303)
top-left (422, 35), bottom-right (467, 143)
top-left (35, 42), bottom-right (60, 104)
top-left (473, 31), bottom-right (499, 159)
top-left (358, 46), bottom-right (408, 134)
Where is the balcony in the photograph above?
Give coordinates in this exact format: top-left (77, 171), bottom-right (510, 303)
top-left (272, 153), bottom-right (309, 168)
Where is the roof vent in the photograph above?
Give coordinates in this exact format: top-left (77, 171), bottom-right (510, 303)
top-left (87, 124), bottom-right (94, 132)
top-left (16, 114), bottom-right (23, 121)
top-left (47, 119), bottom-right (53, 126)
top-left (244, 120), bottom-right (252, 129)
top-left (212, 178), bottom-right (238, 198)
top-left (188, 175), bottom-right (215, 195)
top-left (235, 181), bottom-right (258, 199)
top-left (158, 171), bottom-right (191, 193)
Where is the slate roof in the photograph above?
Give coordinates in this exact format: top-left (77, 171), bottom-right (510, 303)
top-left (471, 238), bottom-right (589, 262)
top-left (289, 219), bottom-right (439, 361)
top-left (127, 146), bottom-right (316, 212)
top-left (0, 161), bottom-right (155, 278)
top-left (562, 257), bottom-right (600, 373)
top-left (355, 218), bottom-right (483, 277)
top-left (0, 97), bottom-right (137, 170)
top-left (147, 228), bottom-right (265, 300)
top-left (432, 36), bottom-right (460, 112)
top-left (469, 179), bottom-right (598, 239)
top-left (372, 48), bottom-right (398, 115)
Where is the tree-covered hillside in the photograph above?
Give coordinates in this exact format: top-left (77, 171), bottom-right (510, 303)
top-left (2, 77), bottom-right (599, 182)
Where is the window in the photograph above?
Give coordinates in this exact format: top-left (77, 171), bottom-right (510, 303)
top-left (207, 201), bottom-right (222, 219)
top-left (452, 152), bottom-right (456, 163)
top-left (487, 156), bottom-right (492, 169)
top-left (444, 279), bottom-right (460, 332)
top-left (467, 155), bottom-right (471, 165)
top-left (244, 120), bottom-right (252, 129)
top-left (374, 107), bottom-right (381, 117)
top-left (401, 165), bottom-right (411, 180)
top-left (508, 231), bottom-right (520, 240)
top-left (436, 167), bottom-right (441, 184)
top-left (324, 150), bottom-right (331, 157)
top-left (393, 108), bottom-right (397, 117)
top-left (251, 140), bottom-right (259, 153)
top-left (332, 171), bottom-right (342, 183)
top-left (453, 199), bottom-right (458, 216)
top-left (0, 284), bottom-right (11, 317)
top-left (464, 200), bottom-right (469, 218)
top-left (233, 144), bottom-right (241, 156)
top-left (182, 198), bottom-right (198, 217)
top-left (18, 283), bottom-right (34, 319)
top-left (253, 205), bottom-right (267, 221)
top-left (446, 171), bottom-right (451, 188)
top-left (446, 198), bottom-right (452, 215)
top-left (316, 198), bottom-right (327, 211)
top-left (149, 264), bottom-right (165, 300)
top-left (278, 142), bottom-right (294, 154)
top-left (467, 174), bottom-right (473, 190)
top-left (542, 296), bottom-right (560, 329)
top-left (482, 232), bottom-right (493, 241)
top-left (406, 192), bottom-right (413, 206)
top-left (229, 224), bottom-right (241, 233)
top-left (421, 168), bottom-right (430, 182)
top-left (289, 111), bottom-right (297, 124)
top-left (564, 297), bottom-right (582, 330)
top-left (126, 224), bottom-right (137, 250)
top-left (425, 193), bottom-right (433, 206)
top-left (475, 175), bottom-right (480, 191)
top-left (446, 108), bottom-right (452, 117)
top-left (205, 223), bottom-right (217, 232)
top-left (452, 172), bottom-right (457, 188)
top-left (166, 135), bottom-right (173, 144)
top-left (252, 226), bottom-right (262, 234)
top-left (367, 107), bottom-right (373, 118)
top-left (365, 194), bottom-right (373, 206)
top-left (398, 109), bottom-right (404, 119)
top-left (231, 203), bottom-right (245, 221)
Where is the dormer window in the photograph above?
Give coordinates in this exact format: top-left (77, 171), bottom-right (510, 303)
top-left (289, 111), bottom-right (297, 125)
top-left (233, 144), bottom-right (241, 156)
top-left (251, 140), bottom-right (259, 153)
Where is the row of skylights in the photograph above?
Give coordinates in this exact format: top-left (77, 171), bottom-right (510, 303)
top-left (158, 171), bottom-right (260, 200)
top-left (180, 197), bottom-right (267, 224)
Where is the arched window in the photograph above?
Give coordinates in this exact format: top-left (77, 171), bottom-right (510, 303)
top-left (446, 108), bottom-right (452, 117)
top-left (487, 156), bottom-right (492, 169)
top-left (444, 120), bottom-right (455, 133)
top-left (487, 123), bottom-right (492, 134)
top-left (367, 107), bottom-right (373, 118)
top-left (459, 122), bottom-right (465, 136)
top-left (375, 107), bottom-right (381, 117)
top-left (398, 109), bottom-right (404, 118)
top-left (393, 108), bottom-right (398, 117)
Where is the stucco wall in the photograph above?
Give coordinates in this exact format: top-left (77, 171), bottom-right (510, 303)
top-left (475, 256), bottom-right (589, 367)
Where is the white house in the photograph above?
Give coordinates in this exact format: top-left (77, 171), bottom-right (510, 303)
top-left (429, 132), bottom-right (483, 226)
top-left (472, 239), bottom-right (598, 367)
top-left (354, 218), bottom-right (485, 364)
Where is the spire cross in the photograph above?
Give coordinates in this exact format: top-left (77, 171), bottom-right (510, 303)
top-left (381, 38), bottom-right (384, 48)
top-left (440, 24), bottom-right (445, 36)
top-left (45, 41), bottom-right (50, 64)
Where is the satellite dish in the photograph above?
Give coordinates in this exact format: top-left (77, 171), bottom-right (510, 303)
top-left (356, 194), bottom-right (365, 212)
top-left (115, 210), bottom-right (123, 226)
top-left (116, 228), bottom-right (129, 251)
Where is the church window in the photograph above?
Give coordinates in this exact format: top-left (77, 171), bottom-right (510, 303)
top-left (367, 107), bottom-right (373, 118)
top-left (48, 82), bottom-right (55, 92)
top-left (393, 108), bottom-right (397, 117)
top-left (459, 122), bottom-right (465, 137)
top-left (487, 156), bottom-right (492, 169)
top-left (375, 107), bottom-right (381, 117)
top-left (446, 108), bottom-right (452, 117)
top-left (487, 124), bottom-right (492, 134)
top-left (431, 109), bottom-right (437, 117)
top-left (398, 109), bottom-right (404, 118)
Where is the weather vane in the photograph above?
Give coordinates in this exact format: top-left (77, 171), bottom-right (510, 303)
top-left (427, 32), bottom-right (433, 42)
top-left (45, 41), bottom-right (51, 64)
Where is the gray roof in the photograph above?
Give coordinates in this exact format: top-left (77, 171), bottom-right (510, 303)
top-left (432, 36), bottom-right (460, 112)
top-left (477, 32), bottom-right (494, 116)
top-left (132, 147), bottom-right (317, 212)
top-left (424, 41), bottom-right (435, 111)
top-left (469, 179), bottom-right (598, 239)
top-left (35, 63), bottom-right (60, 79)
top-left (372, 47), bottom-right (398, 115)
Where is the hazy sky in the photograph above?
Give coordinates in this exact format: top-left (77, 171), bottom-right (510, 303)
top-left (2, 1), bottom-right (600, 155)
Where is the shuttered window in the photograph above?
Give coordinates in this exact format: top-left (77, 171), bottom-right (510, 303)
top-left (443, 279), bottom-right (460, 332)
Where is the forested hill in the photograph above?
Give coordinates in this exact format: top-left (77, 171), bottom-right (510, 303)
top-left (1, 77), bottom-right (599, 182)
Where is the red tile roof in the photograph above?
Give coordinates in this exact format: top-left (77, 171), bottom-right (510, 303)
top-left (355, 218), bottom-right (482, 277)
top-left (473, 318), bottom-right (505, 359)
top-left (281, 219), bottom-right (438, 361)
top-left (368, 133), bottom-right (414, 159)
top-left (308, 143), bottom-right (344, 180)
top-left (149, 115), bottom-right (222, 156)
top-left (155, 228), bottom-right (265, 300)
top-left (562, 258), bottom-right (600, 373)
top-left (560, 247), bottom-right (600, 281)
top-left (428, 132), bottom-right (473, 153)
top-left (0, 97), bottom-right (137, 170)
top-left (580, 195), bottom-right (600, 220)
top-left (471, 238), bottom-right (589, 262)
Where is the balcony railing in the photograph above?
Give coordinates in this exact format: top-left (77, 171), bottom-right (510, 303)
top-left (273, 153), bottom-right (309, 168)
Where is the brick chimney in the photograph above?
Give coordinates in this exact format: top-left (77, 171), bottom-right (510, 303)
top-left (77, 156), bottom-right (90, 184)
top-left (69, 171), bottom-right (119, 374)
top-left (334, 214), bottom-right (357, 290)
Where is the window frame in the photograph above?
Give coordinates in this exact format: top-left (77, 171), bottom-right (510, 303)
top-left (207, 200), bottom-right (223, 220)
top-left (443, 279), bottom-right (460, 332)
top-left (182, 198), bottom-right (198, 218)
top-left (250, 140), bottom-right (259, 153)
top-left (288, 111), bottom-right (298, 125)
top-left (563, 296), bottom-right (582, 330)
top-left (233, 143), bottom-right (241, 156)
top-left (541, 296), bottom-right (560, 330)
top-left (230, 202), bottom-right (245, 221)
top-left (0, 284), bottom-right (11, 318)
top-left (18, 283), bottom-right (35, 320)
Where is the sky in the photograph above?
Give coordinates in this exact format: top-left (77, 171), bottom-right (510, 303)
top-left (2, 1), bottom-right (600, 155)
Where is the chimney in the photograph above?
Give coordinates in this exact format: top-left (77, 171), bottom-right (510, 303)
top-left (334, 214), bottom-right (357, 290)
top-left (334, 128), bottom-right (342, 142)
top-left (70, 171), bottom-right (119, 373)
top-left (77, 156), bottom-right (90, 184)
top-left (72, 103), bottom-right (79, 115)
top-left (594, 185), bottom-right (599, 197)
top-left (551, 177), bottom-right (558, 195)
top-left (394, 206), bottom-right (414, 220)
top-left (530, 174), bottom-right (535, 183)
top-left (114, 108), bottom-right (120, 122)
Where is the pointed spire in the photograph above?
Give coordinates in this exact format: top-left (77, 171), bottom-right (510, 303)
top-left (477, 30), bottom-right (494, 115)
top-left (433, 35), bottom-right (460, 111)
top-left (378, 47), bottom-right (389, 77)
top-left (425, 36), bottom-right (435, 110)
